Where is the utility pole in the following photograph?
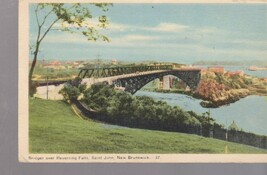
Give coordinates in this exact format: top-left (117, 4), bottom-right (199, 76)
top-left (96, 54), bottom-right (101, 78)
top-left (46, 60), bottom-right (49, 100)
top-left (208, 109), bottom-right (213, 138)
top-left (225, 119), bottom-right (228, 153)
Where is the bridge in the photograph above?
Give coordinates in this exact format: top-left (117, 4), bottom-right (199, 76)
top-left (35, 65), bottom-right (201, 99)
top-left (79, 65), bottom-right (201, 94)
top-left (78, 65), bottom-right (173, 78)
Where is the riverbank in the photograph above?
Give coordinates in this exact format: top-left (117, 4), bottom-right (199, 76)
top-left (194, 73), bottom-right (267, 108)
top-left (248, 66), bottom-right (267, 71)
top-left (143, 87), bottom-right (265, 108)
top-left (135, 91), bottom-right (267, 136)
top-left (200, 89), bottom-right (267, 108)
top-left (196, 89), bottom-right (249, 108)
top-left (150, 72), bottom-right (267, 108)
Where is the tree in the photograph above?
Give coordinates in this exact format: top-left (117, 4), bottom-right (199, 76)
top-left (59, 77), bottom-right (86, 103)
top-left (29, 3), bottom-right (112, 96)
top-left (228, 120), bottom-right (239, 131)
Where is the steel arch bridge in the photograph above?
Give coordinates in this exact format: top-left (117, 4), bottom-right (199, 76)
top-left (112, 70), bottom-right (201, 94)
top-left (78, 65), bottom-right (173, 78)
top-left (79, 65), bottom-right (201, 94)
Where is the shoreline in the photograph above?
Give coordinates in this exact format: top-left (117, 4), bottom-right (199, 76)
top-left (196, 88), bottom-right (267, 108)
top-left (142, 88), bottom-right (267, 108)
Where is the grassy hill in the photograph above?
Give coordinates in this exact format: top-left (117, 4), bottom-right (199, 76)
top-left (29, 98), bottom-right (267, 153)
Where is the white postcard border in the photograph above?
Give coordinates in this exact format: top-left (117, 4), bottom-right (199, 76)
top-left (19, 0), bottom-right (267, 163)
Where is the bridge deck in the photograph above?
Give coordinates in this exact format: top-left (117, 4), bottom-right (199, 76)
top-left (78, 65), bottom-right (174, 78)
top-left (81, 70), bottom-right (171, 87)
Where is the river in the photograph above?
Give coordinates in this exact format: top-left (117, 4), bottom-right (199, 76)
top-left (135, 91), bottom-right (267, 136)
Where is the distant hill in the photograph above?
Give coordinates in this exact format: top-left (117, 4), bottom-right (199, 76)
top-left (194, 60), bottom-right (267, 67)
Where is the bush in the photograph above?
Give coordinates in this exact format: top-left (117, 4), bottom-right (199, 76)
top-left (59, 85), bottom-right (81, 102)
top-left (59, 77), bottom-right (86, 102)
top-left (81, 83), bottom-right (204, 134)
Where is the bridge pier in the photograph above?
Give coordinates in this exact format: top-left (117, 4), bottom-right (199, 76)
top-left (163, 75), bottom-right (171, 90)
top-left (158, 76), bottom-right (171, 90)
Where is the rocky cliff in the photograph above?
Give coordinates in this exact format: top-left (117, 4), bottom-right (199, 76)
top-left (193, 73), bottom-right (267, 108)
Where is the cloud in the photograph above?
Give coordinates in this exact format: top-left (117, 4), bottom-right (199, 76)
top-left (49, 21), bottom-right (190, 41)
top-left (148, 23), bottom-right (189, 33)
top-left (231, 39), bottom-right (267, 45)
top-left (42, 32), bottom-right (159, 44)
top-left (35, 19), bottom-right (267, 62)
top-left (108, 22), bottom-right (129, 32)
top-left (106, 22), bottom-right (189, 33)
top-left (123, 35), bottom-right (159, 41)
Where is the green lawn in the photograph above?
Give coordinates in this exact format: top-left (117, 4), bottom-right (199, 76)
top-left (29, 98), bottom-right (267, 153)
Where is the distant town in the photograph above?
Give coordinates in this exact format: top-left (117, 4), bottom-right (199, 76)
top-left (30, 59), bottom-right (267, 84)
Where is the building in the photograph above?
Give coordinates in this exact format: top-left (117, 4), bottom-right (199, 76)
top-left (226, 70), bottom-right (244, 77)
top-left (43, 60), bottom-right (65, 70)
top-left (50, 60), bottom-right (62, 66)
top-left (207, 66), bottom-right (225, 74)
top-left (172, 63), bottom-right (186, 69)
top-left (200, 68), bottom-right (207, 75)
top-left (112, 59), bottom-right (118, 65)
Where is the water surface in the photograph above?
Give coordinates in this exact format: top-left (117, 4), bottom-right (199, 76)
top-left (135, 91), bottom-right (267, 136)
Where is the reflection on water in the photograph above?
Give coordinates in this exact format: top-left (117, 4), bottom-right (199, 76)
top-left (135, 91), bottom-right (267, 136)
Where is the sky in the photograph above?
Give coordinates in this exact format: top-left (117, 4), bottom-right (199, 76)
top-left (29, 4), bottom-right (267, 64)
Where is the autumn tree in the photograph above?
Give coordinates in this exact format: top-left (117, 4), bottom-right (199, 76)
top-left (29, 3), bottom-right (111, 96)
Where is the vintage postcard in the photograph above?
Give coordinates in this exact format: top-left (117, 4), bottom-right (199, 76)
top-left (19, 0), bottom-right (267, 163)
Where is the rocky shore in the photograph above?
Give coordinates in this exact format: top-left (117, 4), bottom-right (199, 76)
top-left (196, 89), bottom-right (250, 108)
top-left (193, 73), bottom-right (267, 108)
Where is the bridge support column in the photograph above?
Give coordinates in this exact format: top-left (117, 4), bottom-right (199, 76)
top-left (163, 75), bottom-right (171, 90)
top-left (159, 76), bottom-right (171, 90)
top-left (158, 78), bottom-right (163, 89)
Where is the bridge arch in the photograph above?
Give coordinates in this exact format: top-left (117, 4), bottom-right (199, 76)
top-left (112, 70), bottom-right (201, 94)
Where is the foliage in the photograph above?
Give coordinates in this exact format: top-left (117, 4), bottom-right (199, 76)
top-left (195, 73), bottom-right (267, 104)
top-left (59, 77), bottom-right (86, 102)
top-left (29, 3), bottom-right (112, 96)
top-left (188, 110), bottom-right (217, 137)
top-left (32, 3), bottom-right (111, 44)
top-left (83, 83), bottom-right (115, 112)
top-left (228, 121), bottom-right (239, 131)
top-left (59, 85), bottom-right (80, 102)
top-left (82, 83), bottom-right (208, 134)
top-left (195, 79), bottom-right (229, 101)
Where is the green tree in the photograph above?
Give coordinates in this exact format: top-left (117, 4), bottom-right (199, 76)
top-left (83, 83), bottom-right (115, 111)
top-left (59, 85), bottom-right (80, 102)
top-left (59, 77), bottom-right (86, 102)
top-left (29, 3), bottom-right (112, 96)
top-left (228, 120), bottom-right (239, 131)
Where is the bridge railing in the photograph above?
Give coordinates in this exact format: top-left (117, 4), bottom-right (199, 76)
top-left (78, 64), bottom-right (173, 78)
